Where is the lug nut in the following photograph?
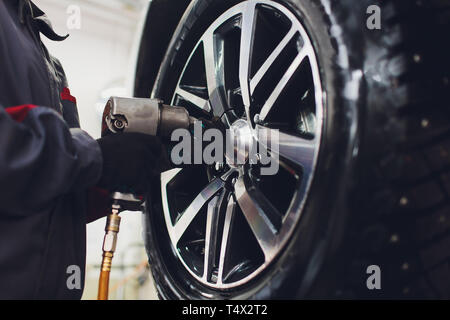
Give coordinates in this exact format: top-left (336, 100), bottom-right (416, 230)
top-left (254, 114), bottom-right (261, 124)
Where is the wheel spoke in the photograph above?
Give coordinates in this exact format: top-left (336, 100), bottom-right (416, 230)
top-left (203, 190), bottom-right (227, 282)
top-left (203, 32), bottom-right (228, 116)
top-left (175, 87), bottom-right (210, 112)
top-left (203, 33), bottom-right (219, 97)
top-left (170, 178), bottom-right (225, 245)
top-left (259, 46), bottom-right (311, 121)
top-left (256, 125), bottom-right (316, 176)
top-left (250, 27), bottom-right (297, 94)
top-left (217, 195), bottom-right (236, 285)
top-left (161, 168), bottom-right (183, 231)
top-left (239, 0), bottom-right (257, 113)
top-left (234, 176), bottom-right (279, 262)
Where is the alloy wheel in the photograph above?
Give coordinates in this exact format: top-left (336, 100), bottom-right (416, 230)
top-left (160, 0), bottom-right (324, 289)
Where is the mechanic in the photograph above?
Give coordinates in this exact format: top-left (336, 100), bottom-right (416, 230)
top-left (0, 0), bottom-right (166, 299)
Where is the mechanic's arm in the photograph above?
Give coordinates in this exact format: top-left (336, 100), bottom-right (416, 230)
top-left (0, 103), bottom-right (168, 219)
top-left (0, 104), bottom-right (102, 216)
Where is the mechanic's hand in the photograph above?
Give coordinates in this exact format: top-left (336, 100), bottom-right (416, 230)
top-left (96, 133), bottom-right (171, 193)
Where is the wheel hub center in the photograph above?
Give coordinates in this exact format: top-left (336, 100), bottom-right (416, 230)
top-left (225, 119), bottom-right (253, 167)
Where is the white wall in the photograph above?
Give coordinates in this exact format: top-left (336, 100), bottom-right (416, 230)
top-left (36, 0), bottom-right (146, 138)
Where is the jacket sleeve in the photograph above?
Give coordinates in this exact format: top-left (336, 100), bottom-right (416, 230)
top-left (0, 104), bottom-right (103, 216)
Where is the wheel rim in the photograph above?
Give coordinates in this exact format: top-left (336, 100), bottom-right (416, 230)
top-left (160, 0), bottom-right (324, 290)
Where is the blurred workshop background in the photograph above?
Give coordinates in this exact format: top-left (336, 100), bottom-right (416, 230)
top-left (35, 0), bottom-right (157, 300)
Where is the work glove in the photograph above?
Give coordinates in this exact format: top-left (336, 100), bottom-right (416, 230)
top-left (96, 133), bottom-right (171, 193)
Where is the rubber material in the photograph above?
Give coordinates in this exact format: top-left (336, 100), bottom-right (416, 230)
top-left (142, 0), bottom-right (450, 299)
top-left (134, 0), bottom-right (191, 99)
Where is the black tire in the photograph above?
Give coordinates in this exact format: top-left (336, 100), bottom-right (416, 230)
top-left (134, 0), bottom-right (191, 99)
top-left (142, 0), bottom-right (450, 299)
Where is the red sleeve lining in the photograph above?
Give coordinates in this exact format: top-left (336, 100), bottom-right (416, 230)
top-left (5, 104), bottom-right (37, 122)
top-left (61, 87), bottom-right (77, 104)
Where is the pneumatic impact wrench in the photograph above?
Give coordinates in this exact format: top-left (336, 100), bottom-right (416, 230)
top-left (97, 97), bottom-right (197, 300)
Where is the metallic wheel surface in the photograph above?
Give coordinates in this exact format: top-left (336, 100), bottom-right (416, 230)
top-left (161, 0), bottom-right (324, 289)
